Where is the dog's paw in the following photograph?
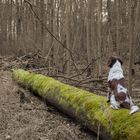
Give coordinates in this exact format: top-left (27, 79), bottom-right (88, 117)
top-left (107, 99), bottom-right (110, 103)
top-left (110, 105), bottom-right (119, 110)
top-left (129, 105), bottom-right (139, 115)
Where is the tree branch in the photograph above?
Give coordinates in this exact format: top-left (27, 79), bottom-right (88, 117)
top-left (24, 0), bottom-right (80, 73)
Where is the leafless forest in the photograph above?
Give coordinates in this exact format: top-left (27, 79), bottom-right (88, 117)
top-left (0, 0), bottom-right (140, 139)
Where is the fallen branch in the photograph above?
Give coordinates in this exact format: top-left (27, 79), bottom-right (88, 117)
top-left (69, 56), bottom-right (104, 79)
top-left (28, 68), bottom-right (48, 72)
top-left (78, 78), bottom-right (104, 85)
top-left (13, 69), bottom-right (140, 140)
top-left (75, 85), bottom-right (108, 93)
top-left (50, 75), bottom-right (79, 83)
top-left (78, 76), bottom-right (107, 84)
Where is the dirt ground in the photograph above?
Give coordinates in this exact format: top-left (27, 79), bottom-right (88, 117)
top-left (0, 70), bottom-right (96, 140)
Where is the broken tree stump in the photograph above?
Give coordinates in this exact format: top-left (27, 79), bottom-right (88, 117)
top-left (13, 69), bottom-right (140, 140)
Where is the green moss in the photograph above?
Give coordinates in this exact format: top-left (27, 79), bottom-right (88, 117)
top-left (13, 69), bottom-right (140, 140)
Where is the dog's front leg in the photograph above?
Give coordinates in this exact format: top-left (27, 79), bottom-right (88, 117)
top-left (107, 87), bottom-right (112, 102)
top-left (110, 95), bottom-right (120, 109)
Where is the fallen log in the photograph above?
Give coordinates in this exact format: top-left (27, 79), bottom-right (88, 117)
top-left (13, 69), bottom-right (140, 140)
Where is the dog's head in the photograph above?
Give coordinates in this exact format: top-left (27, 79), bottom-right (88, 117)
top-left (107, 56), bottom-right (123, 68)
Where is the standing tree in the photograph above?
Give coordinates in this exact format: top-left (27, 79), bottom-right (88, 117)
top-left (128, 0), bottom-right (136, 96)
top-left (65, 0), bottom-right (71, 75)
top-left (97, 0), bottom-right (102, 77)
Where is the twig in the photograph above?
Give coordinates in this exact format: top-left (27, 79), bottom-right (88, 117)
top-left (18, 54), bottom-right (28, 59)
top-left (78, 76), bottom-right (107, 84)
top-left (50, 75), bottom-right (79, 82)
top-left (29, 68), bottom-right (48, 72)
top-left (16, 57), bottom-right (25, 62)
top-left (1, 76), bottom-right (9, 81)
top-left (97, 123), bottom-right (100, 140)
top-left (23, 107), bottom-right (47, 111)
top-left (79, 78), bottom-right (104, 85)
top-left (76, 85), bottom-right (108, 92)
top-left (70, 56), bottom-right (104, 79)
top-left (24, 0), bottom-right (80, 73)
top-left (78, 77), bottom-right (107, 85)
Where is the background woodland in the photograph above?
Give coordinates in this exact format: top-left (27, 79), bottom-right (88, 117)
top-left (1, 1), bottom-right (140, 139)
top-left (0, 0), bottom-right (140, 95)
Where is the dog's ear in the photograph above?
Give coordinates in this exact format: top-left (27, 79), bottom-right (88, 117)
top-left (107, 57), bottom-right (117, 67)
top-left (117, 58), bottom-right (123, 65)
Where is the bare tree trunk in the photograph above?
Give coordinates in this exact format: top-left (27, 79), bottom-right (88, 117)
top-left (116, 0), bottom-right (120, 55)
top-left (107, 0), bottom-right (112, 56)
top-left (97, 0), bottom-right (102, 77)
top-left (128, 0), bottom-right (136, 96)
top-left (7, 0), bottom-right (13, 53)
top-left (65, 0), bottom-right (71, 75)
top-left (40, 0), bottom-right (44, 52)
top-left (49, 0), bottom-right (54, 66)
top-left (16, 0), bottom-right (22, 54)
top-left (134, 0), bottom-right (140, 60)
top-left (86, 0), bottom-right (92, 75)
top-left (90, 0), bottom-right (96, 60)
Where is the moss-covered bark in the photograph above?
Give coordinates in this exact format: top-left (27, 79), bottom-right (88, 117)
top-left (13, 69), bottom-right (140, 140)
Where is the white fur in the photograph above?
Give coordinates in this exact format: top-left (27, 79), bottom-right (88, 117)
top-left (117, 84), bottom-right (127, 94)
top-left (108, 60), bottom-right (124, 82)
top-left (110, 95), bottom-right (120, 109)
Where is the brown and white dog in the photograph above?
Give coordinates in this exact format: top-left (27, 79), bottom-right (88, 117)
top-left (107, 56), bottom-right (139, 114)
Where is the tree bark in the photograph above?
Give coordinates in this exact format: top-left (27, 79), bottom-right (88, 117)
top-left (97, 0), bottom-right (102, 77)
top-left (128, 0), bottom-right (136, 96)
top-left (65, 0), bottom-right (71, 75)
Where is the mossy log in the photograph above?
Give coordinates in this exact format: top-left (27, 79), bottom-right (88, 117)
top-left (13, 69), bottom-right (140, 140)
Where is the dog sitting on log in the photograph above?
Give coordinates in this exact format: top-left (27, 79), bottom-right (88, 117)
top-left (107, 56), bottom-right (139, 114)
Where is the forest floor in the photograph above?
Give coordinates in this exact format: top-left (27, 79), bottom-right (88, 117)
top-left (0, 54), bottom-right (140, 140)
top-left (0, 55), bottom-right (97, 140)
